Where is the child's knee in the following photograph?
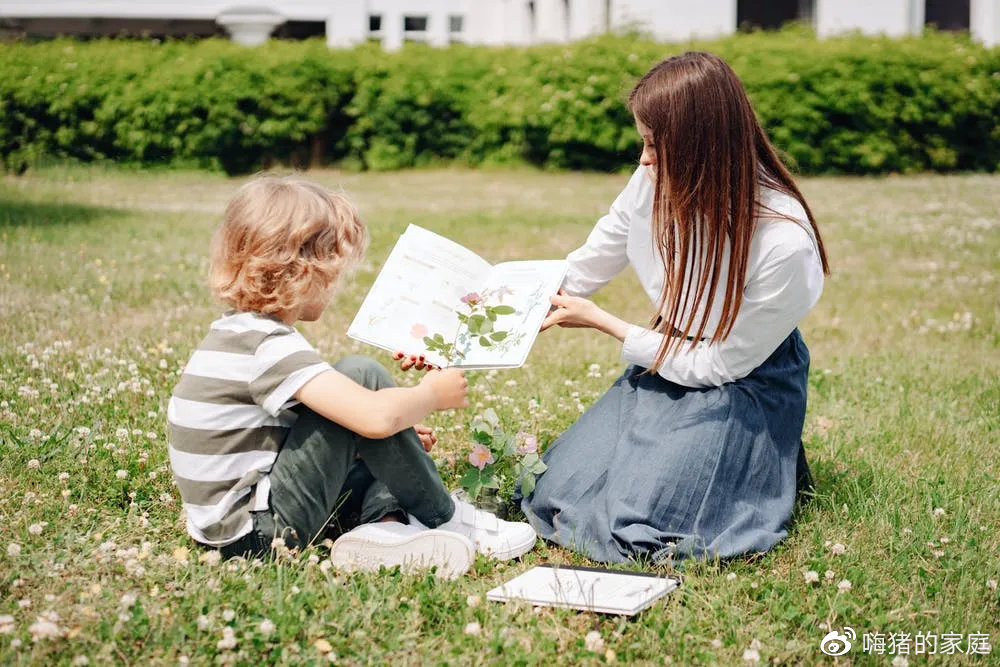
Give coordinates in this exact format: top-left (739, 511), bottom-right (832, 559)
top-left (334, 355), bottom-right (396, 389)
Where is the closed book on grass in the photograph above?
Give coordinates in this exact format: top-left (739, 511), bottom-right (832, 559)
top-left (348, 224), bottom-right (567, 369)
top-left (487, 565), bottom-right (680, 616)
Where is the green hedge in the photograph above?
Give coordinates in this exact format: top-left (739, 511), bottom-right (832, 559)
top-left (2, 29), bottom-right (999, 174)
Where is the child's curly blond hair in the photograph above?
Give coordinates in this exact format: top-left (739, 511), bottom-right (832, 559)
top-left (209, 175), bottom-right (368, 317)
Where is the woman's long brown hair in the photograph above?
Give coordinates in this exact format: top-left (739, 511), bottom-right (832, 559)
top-left (628, 52), bottom-right (829, 373)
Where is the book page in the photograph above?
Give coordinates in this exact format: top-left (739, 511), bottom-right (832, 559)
top-left (347, 225), bottom-right (492, 367)
top-left (487, 565), bottom-right (678, 616)
top-left (451, 260), bottom-right (568, 369)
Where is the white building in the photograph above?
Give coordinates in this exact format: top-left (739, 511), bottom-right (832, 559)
top-left (1, 0), bottom-right (997, 48)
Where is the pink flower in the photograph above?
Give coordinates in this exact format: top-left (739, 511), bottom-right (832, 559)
top-left (410, 323), bottom-right (429, 339)
top-left (516, 432), bottom-right (538, 455)
top-left (468, 444), bottom-right (494, 470)
top-left (460, 292), bottom-right (481, 306)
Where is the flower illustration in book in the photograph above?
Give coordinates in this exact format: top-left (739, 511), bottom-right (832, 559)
top-left (459, 409), bottom-right (548, 502)
top-left (422, 288), bottom-right (520, 363)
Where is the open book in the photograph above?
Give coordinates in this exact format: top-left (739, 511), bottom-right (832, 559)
top-left (487, 565), bottom-right (680, 616)
top-left (348, 225), bottom-right (568, 369)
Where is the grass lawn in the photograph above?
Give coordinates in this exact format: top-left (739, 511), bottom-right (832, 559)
top-left (1, 165), bottom-right (997, 665)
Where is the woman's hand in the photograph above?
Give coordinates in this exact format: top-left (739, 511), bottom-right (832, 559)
top-left (540, 290), bottom-right (604, 331)
top-left (414, 424), bottom-right (437, 452)
top-left (540, 289), bottom-right (631, 343)
top-left (392, 351), bottom-right (438, 371)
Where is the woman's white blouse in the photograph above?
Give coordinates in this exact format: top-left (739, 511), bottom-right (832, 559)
top-left (562, 167), bottom-right (824, 388)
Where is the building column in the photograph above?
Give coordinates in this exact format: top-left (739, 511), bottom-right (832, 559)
top-left (382, 7), bottom-right (404, 51)
top-left (535, 0), bottom-right (569, 42)
top-left (972, 0), bottom-right (1000, 46)
top-left (428, 1), bottom-right (450, 47)
top-left (325, 0), bottom-right (366, 48)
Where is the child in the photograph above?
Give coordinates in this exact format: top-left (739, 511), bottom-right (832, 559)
top-left (521, 52), bottom-right (830, 562)
top-left (167, 175), bottom-right (536, 579)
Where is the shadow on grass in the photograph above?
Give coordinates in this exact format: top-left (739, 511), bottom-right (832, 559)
top-left (0, 198), bottom-right (127, 228)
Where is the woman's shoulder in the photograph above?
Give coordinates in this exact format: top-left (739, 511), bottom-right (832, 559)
top-left (755, 187), bottom-right (817, 254)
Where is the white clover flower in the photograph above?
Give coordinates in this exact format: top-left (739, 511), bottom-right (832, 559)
top-left (222, 609), bottom-right (235, 623)
top-left (27, 459), bottom-right (40, 469)
top-left (584, 630), bottom-right (605, 652)
top-left (825, 570), bottom-right (835, 580)
top-left (258, 619), bottom-right (275, 635)
top-left (198, 551), bottom-right (221, 566)
top-left (0, 615), bottom-right (15, 634)
top-left (28, 523), bottom-right (45, 536)
top-left (463, 622), bottom-right (482, 636)
top-left (120, 593), bottom-right (137, 608)
top-left (837, 579), bottom-right (852, 593)
top-left (17, 599), bottom-right (30, 609)
top-left (28, 611), bottom-right (63, 641)
top-left (196, 615), bottom-right (211, 631)
top-left (115, 428), bottom-right (129, 440)
top-left (830, 543), bottom-right (846, 555)
top-left (307, 554), bottom-right (320, 566)
top-left (7, 543), bottom-right (21, 557)
top-left (711, 639), bottom-right (723, 649)
top-left (319, 559), bottom-right (332, 574)
top-left (932, 507), bottom-right (946, 517)
top-left (466, 595), bottom-right (481, 608)
top-left (71, 656), bottom-right (89, 666)
top-left (891, 657), bottom-right (909, 667)
top-left (726, 572), bottom-right (737, 581)
top-left (217, 626), bottom-right (237, 650)
top-left (115, 469), bottom-right (128, 479)
top-left (803, 570), bottom-right (819, 584)
top-left (743, 648), bottom-right (760, 662)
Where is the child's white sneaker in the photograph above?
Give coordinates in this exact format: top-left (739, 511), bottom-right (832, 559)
top-left (329, 521), bottom-right (475, 580)
top-left (413, 494), bottom-right (537, 560)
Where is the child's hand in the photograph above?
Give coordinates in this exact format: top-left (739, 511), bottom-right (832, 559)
top-left (393, 351), bottom-right (436, 371)
top-left (414, 424), bottom-right (437, 452)
top-left (419, 367), bottom-right (468, 410)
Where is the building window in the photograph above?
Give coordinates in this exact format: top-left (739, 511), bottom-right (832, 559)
top-left (449, 15), bottom-right (464, 34)
top-left (737, 0), bottom-right (812, 31)
top-left (368, 14), bottom-right (382, 40)
top-left (403, 15), bottom-right (428, 42)
top-left (925, 0), bottom-right (969, 31)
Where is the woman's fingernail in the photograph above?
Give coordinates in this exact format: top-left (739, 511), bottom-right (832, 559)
top-left (409, 355), bottom-right (417, 361)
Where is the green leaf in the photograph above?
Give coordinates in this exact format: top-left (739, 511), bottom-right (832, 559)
top-left (489, 331), bottom-right (508, 341)
top-left (530, 460), bottom-right (548, 475)
top-left (459, 467), bottom-right (483, 500)
top-left (482, 408), bottom-right (500, 427)
top-left (480, 318), bottom-right (493, 334)
top-left (487, 310), bottom-right (497, 321)
top-left (492, 305), bottom-right (515, 315)
top-left (422, 336), bottom-right (437, 348)
top-left (433, 333), bottom-right (445, 342)
top-left (520, 472), bottom-right (536, 496)
top-left (473, 430), bottom-right (492, 445)
top-left (479, 336), bottom-right (491, 347)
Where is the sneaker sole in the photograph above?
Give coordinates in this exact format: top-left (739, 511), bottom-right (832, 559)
top-left (330, 529), bottom-right (475, 580)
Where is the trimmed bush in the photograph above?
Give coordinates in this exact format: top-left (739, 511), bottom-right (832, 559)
top-left (1, 30), bottom-right (998, 174)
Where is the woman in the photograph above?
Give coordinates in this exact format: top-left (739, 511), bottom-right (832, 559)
top-left (522, 51), bottom-right (829, 562)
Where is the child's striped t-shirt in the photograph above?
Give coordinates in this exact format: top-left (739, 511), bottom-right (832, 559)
top-left (167, 311), bottom-right (332, 546)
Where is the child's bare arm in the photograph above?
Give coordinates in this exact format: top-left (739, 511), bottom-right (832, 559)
top-left (294, 368), bottom-right (468, 439)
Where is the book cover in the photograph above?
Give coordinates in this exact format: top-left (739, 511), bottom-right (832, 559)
top-left (487, 564), bottom-right (680, 616)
